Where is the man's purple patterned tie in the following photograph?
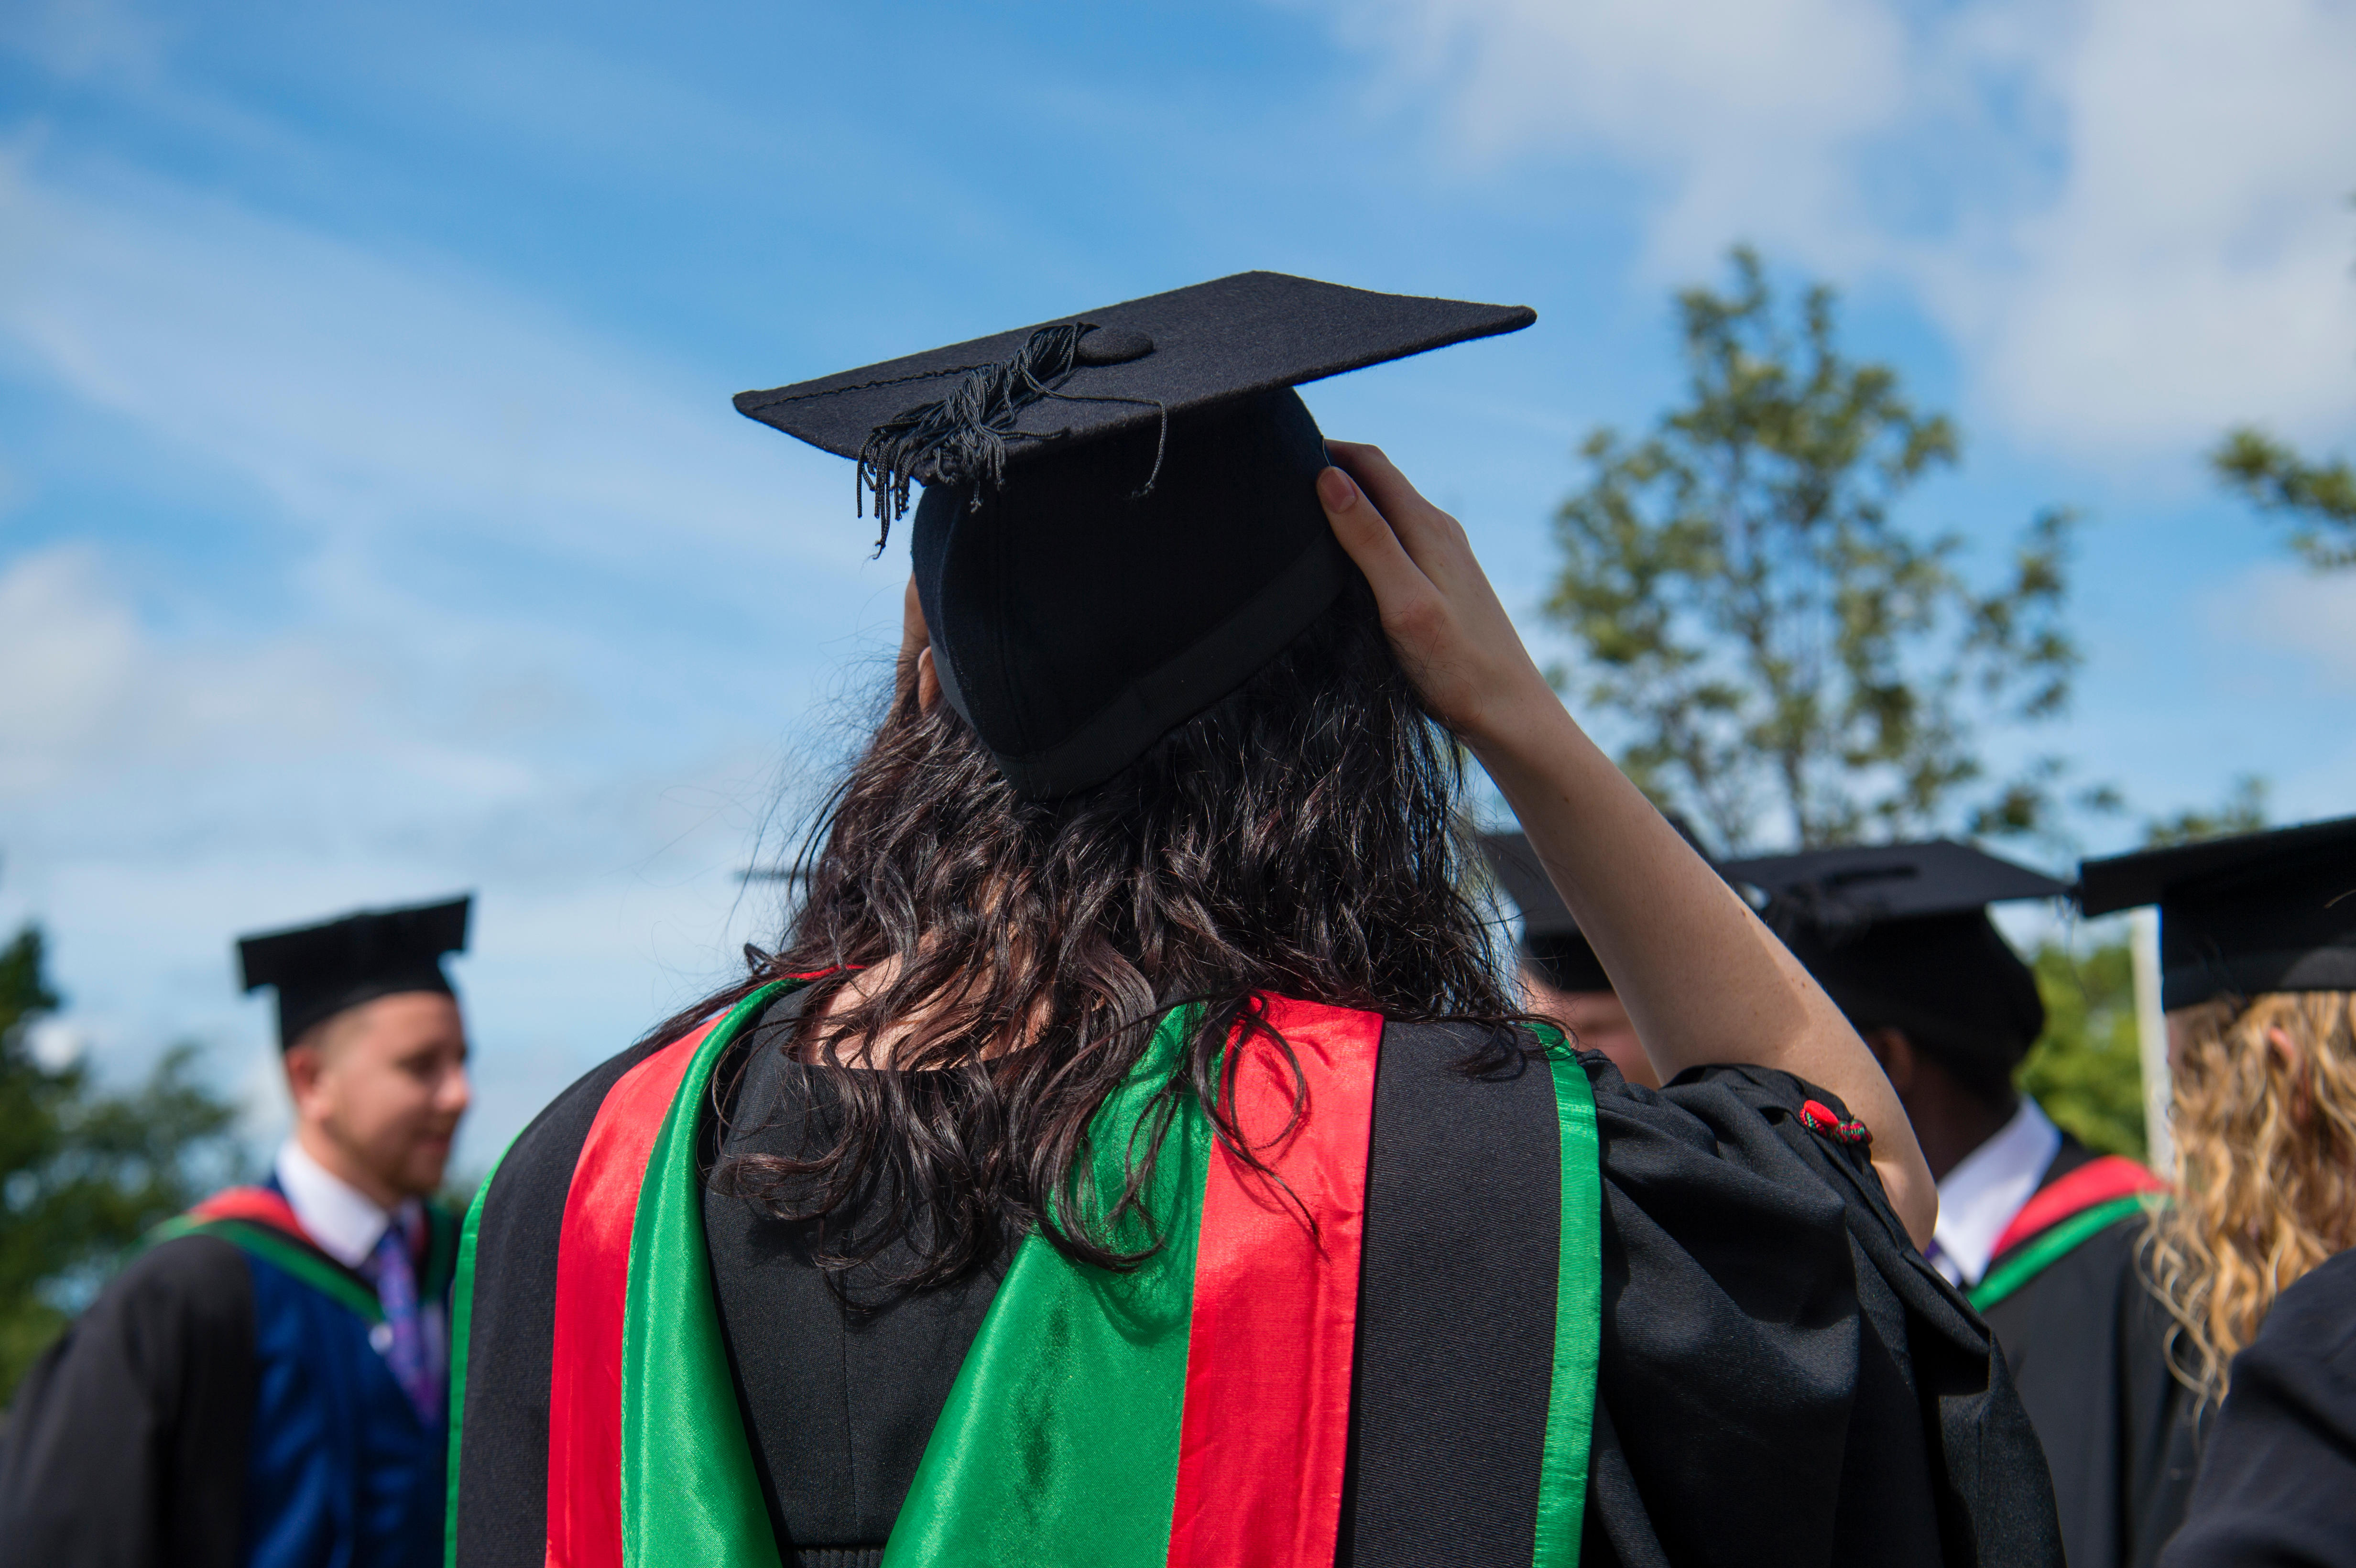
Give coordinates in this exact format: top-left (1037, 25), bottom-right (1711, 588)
top-left (367, 1215), bottom-right (442, 1425)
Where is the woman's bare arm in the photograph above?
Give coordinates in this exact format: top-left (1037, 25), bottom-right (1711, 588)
top-left (1318, 445), bottom-right (1936, 1244)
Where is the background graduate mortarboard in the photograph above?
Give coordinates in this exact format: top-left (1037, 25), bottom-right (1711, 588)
top-left (238, 895), bottom-right (472, 1049)
top-left (1480, 818), bottom-right (1717, 994)
top-left (2078, 816), bottom-right (2356, 1009)
top-left (738, 272), bottom-right (1534, 799)
top-left (1723, 840), bottom-right (2066, 1092)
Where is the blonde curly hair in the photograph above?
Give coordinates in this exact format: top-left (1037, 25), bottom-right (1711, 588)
top-left (2148, 990), bottom-right (2356, 1399)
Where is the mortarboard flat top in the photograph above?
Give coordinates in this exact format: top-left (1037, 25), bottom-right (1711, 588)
top-left (2078, 816), bottom-right (2356, 1009)
top-left (1479, 820), bottom-right (1719, 994)
top-left (735, 271), bottom-right (1535, 483)
top-left (1478, 830), bottom-right (1577, 938)
top-left (1723, 840), bottom-right (2064, 1081)
top-left (1720, 839), bottom-right (2068, 925)
top-left (238, 895), bottom-right (471, 1049)
top-left (1478, 829), bottom-right (1604, 992)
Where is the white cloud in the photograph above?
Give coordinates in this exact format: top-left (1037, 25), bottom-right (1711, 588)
top-left (0, 150), bottom-right (859, 582)
top-left (1315, 0), bottom-right (1909, 263)
top-left (25, 1018), bottom-right (89, 1072)
top-left (1296, 0), bottom-right (2356, 463)
top-left (2214, 558), bottom-right (2356, 686)
top-left (1942, 0), bottom-right (2356, 457)
top-left (0, 547), bottom-right (142, 793)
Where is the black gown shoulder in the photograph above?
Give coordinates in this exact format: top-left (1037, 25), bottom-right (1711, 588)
top-left (1357, 1021), bottom-right (2059, 1568)
top-left (1978, 1153), bottom-right (2202, 1568)
top-left (2158, 1248), bottom-right (2356, 1568)
top-left (0, 1232), bottom-right (256, 1568)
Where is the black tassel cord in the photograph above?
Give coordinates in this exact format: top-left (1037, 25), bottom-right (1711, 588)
top-left (753, 323), bottom-right (1169, 555)
top-left (796, 324), bottom-right (1165, 555)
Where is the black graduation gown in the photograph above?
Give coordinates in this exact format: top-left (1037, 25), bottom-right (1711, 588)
top-left (452, 996), bottom-right (2061, 1568)
top-left (2157, 1248), bottom-right (2356, 1568)
top-left (1977, 1136), bottom-right (2204, 1568)
top-left (0, 1235), bottom-right (255, 1568)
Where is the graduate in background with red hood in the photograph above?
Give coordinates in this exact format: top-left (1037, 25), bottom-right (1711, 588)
top-left (0, 897), bottom-right (474, 1568)
top-left (1731, 841), bottom-right (2185, 1568)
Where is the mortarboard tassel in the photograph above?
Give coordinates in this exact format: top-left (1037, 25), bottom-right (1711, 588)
top-left (852, 323), bottom-right (1166, 555)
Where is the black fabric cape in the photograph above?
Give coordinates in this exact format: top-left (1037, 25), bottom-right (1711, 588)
top-left (453, 999), bottom-right (2061, 1568)
top-left (1978, 1136), bottom-right (2204, 1568)
top-left (0, 1235), bottom-right (256, 1568)
top-left (2158, 1248), bottom-right (2356, 1568)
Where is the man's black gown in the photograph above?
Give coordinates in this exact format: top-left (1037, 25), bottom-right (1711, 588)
top-left (2157, 1247), bottom-right (2356, 1568)
top-left (0, 1237), bottom-right (254, 1568)
top-left (1977, 1133), bottom-right (2204, 1568)
top-left (453, 995), bottom-right (2062, 1568)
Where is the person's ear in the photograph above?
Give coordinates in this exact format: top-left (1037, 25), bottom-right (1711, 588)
top-left (1865, 1027), bottom-right (1917, 1094)
top-left (2269, 1024), bottom-right (2314, 1126)
top-left (283, 1044), bottom-right (324, 1116)
top-left (916, 645), bottom-right (943, 713)
top-left (896, 576), bottom-right (930, 702)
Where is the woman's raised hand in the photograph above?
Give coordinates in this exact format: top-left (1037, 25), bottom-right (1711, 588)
top-left (1317, 440), bottom-right (1938, 1245)
top-left (1317, 443), bottom-right (1556, 751)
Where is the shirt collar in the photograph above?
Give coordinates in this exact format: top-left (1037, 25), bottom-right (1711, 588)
top-left (274, 1140), bottom-right (415, 1270)
top-left (1929, 1098), bottom-right (2062, 1287)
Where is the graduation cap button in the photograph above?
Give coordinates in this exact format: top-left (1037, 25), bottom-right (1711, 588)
top-left (1073, 326), bottom-right (1153, 366)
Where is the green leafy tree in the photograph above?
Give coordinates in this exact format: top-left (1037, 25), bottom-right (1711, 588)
top-left (2213, 428), bottom-right (2356, 570)
top-left (1546, 247), bottom-right (2091, 851)
top-left (2017, 940), bottom-right (2146, 1160)
top-left (0, 921), bottom-right (242, 1398)
top-left (2143, 775), bottom-right (2269, 850)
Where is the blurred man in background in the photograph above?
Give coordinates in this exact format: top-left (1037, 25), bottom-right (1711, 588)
top-left (0, 896), bottom-right (474, 1568)
top-left (1731, 842), bottom-right (2179, 1568)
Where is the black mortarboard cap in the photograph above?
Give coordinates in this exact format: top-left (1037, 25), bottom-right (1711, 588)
top-left (1479, 829), bottom-right (1609, 992)
top-left (1722, 841), bottom-right (2066, 1084)
top-left (238, 896), bottom-right (471, 1049)
top-left (1479, 818), bottom-right (1717, 994)
top-left (737, 272), bottom-right (1535, 799)
top-left (2078, 817), bottom-right (2356, 1009)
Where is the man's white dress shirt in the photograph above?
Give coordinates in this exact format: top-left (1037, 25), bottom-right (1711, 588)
top-left (274, 1140), bottom-right (444, 1362)
top-left (1925, 1098), bottom-right (2061, 1287)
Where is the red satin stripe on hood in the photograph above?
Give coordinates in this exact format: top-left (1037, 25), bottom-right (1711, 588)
top-left (1166, 997), bottom-right (1383, 1568)
top-left (1990, 1153), bottom-right (2166, 1262)
top-left (544, 1019), bottom-right (717, 1568)
top-left (190, 1186), bottom-right (312, 1242)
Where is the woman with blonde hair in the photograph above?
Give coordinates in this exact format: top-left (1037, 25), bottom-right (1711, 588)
top-left (2077, 817), bottom-right (2356, 1567)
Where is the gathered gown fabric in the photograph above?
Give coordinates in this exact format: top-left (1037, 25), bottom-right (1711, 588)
top-left (452, 991), bottom-right (2060, 1568)
top-left (2158, 1247), bottom-right (2356, 1568)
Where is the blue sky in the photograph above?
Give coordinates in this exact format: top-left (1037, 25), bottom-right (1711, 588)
top-left (4, 0), bottom-right (2354, 1163)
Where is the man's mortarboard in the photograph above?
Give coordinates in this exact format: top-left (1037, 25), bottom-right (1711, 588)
top-left (1479, 829), bottom-right (1610, 992)
top-left (1478, 818), bottom-right (1717, 994)
top-left (737, 271), bottom-right (1535, 799)
top-left (1721, 841), bottom-right (2067, 1087)
top-left (238, 896), bottom-right (471, 1049)
top-left (2077, 816), bottom-right (2356, 1009)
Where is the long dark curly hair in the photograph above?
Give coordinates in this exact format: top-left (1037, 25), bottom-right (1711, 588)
top-left (665, 575), bottom-right (1519, 1289)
